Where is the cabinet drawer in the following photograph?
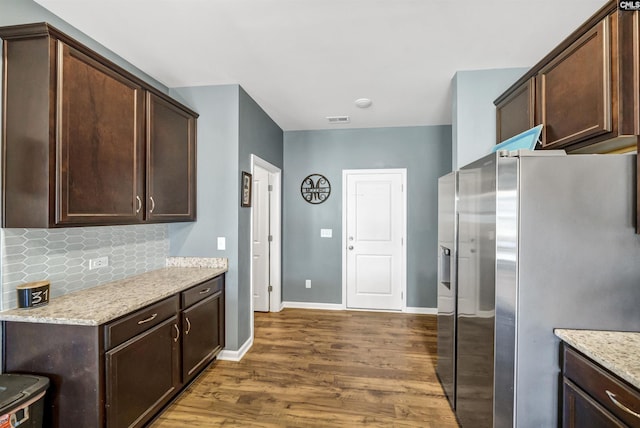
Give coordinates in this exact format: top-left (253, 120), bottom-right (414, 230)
top-left (181, 276), bottom-right (223, 308)
top-left (105, 295), bottom-right (179, 349)
top-left (564, 378), bottom-right (626, 428)
top-left (564, 346), bottom-right (640, 427)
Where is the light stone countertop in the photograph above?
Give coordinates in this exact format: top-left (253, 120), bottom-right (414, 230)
top-left (0, 267), bottom-right (227, 326)
top-left (555, 329), bottom-right (640, 389)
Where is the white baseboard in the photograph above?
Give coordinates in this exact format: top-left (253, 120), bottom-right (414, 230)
top-left (282, 301), bottom-right (345, 311)
top-left (217, 336), bottom-right (253, 362)
top-left (282, 301), bottom-right (437, 314)
top-left (405, 307), bottom-right (437, 315)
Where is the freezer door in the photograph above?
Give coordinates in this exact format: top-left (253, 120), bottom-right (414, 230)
top-left (456, 154), bottom-right (497, 428)
top-left (436, 172), bottom-right (457, 409)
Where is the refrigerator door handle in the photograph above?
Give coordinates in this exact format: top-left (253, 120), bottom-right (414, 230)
top-left (439, 245), bottom-right (451, 289)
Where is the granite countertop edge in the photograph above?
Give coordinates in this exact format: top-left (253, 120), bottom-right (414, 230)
top-left (0, 266), bottom-right (227, 326)
top-left (555, 328), bottom-right (640, 389)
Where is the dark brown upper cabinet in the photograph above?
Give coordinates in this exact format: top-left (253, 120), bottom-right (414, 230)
top-left (57, 42), bottom-right (146, 225)
top-left (146, 93), bottom-right (197, 222)
top-left (0, 23), bottom-right (198, 228)
top-left (495, 77), bottom-right (535, 144)
top-left (494, 3), bottom-right (640, 153)
top-left (537, 19), bottom-right (612, 149)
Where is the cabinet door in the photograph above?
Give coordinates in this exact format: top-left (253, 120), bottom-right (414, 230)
top-left (146, 93), bottom-right (196, 222)
top-left (57, 42), bottom-right (145, 225)
top-left (182, 291), bottom-right (223, 381)
top-left (105, 316), bottom-right (180, 428)
top-left (563, 379), bottom-right (626, 428)
top-left (537, 19), bottom-right (611, 149)
top-left (495, 78), bottom-right (535, 144)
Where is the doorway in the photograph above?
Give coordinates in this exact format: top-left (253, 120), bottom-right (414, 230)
top-left (342, 169), bottom-right (406, 311)
top-left (250, 155), bottom-right (282, 321)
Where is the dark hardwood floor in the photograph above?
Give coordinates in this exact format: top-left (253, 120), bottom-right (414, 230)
top-left (150, 308), bottom-right (459, 427)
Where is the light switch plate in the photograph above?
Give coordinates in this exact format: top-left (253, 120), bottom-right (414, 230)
top-left (320, 229), bottom-right (332, 238)
top-left (217, 237), bottom-right (226, 250)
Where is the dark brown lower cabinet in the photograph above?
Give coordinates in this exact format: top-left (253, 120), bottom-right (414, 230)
top-left (564, 379), bottom-right (626, 427)
top-left (182, 292), bottom-right (223, 381)
top-left (562, 345), bottom-right (640, 428)
top-left (2, 274), bottom-right (225, 428)
top-left (106, 316), bottom-right (180, 428)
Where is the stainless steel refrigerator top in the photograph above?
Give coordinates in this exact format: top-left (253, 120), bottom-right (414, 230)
top-left (437, 150), bottom-right (640, 428)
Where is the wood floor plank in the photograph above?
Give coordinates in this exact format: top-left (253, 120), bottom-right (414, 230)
top-left (150, 308), bottom-right (459, 427)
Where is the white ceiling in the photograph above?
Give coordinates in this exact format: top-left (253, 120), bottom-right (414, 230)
top-left (35, 0), bottom-right (607, 131)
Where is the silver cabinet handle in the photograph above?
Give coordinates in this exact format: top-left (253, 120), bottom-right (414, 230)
top-left (185, 317), bottom-right (191, 335)
top-left (606, 390), bottom-right (640, 419)
top-left (137, 313), bottom-right (157, 325)
top-left (199, 288), bottom-right (211, 295)
top-left (149, 196), bottom-right (156, 213)
top-left (136, 196), bottom-right (142, 214)
top-left (173, 324), bottom-right (180, 342)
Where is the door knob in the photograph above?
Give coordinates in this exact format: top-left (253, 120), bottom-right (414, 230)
top-left (348, 246), bottom-right (354, 250)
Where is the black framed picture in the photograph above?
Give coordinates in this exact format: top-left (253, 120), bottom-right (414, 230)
top-left (241, 171), bottom-right (252, 207)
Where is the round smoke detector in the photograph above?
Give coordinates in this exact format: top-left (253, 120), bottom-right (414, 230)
top-left (355, 98), bottom-right (372, 108)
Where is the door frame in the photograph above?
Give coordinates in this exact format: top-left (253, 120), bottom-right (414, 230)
top-left (249, 155), bottom-right (282, 337)
top-left (341, 168), bottom-right (407, 311)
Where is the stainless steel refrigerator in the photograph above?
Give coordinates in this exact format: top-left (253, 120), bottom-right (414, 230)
top-left (436, 150), bottom-right (640, 428)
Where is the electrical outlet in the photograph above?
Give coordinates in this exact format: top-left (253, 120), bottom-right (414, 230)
top-left (305, 280), bottom-right (311, 289)
top-left (320, 229), bottom-right (332, 238)
top-left (217, 237), bottom-right (226, 250)
top-left (89, 256), bottom-right (109, 270)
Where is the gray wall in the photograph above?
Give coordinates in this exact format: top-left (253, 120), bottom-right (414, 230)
top-left (168, 85), bottom-right (241, 349)
top-left (169, 85), bottom-right (283, 351)
top-left (238, 87), bottom-right (284, 343)
top-left (452, 68), bottom-right (528, 169)
top-left (283, 126), bottom-right (451, 308)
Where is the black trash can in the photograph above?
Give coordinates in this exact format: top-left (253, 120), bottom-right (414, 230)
top-left (0, 374), bottom-right (49, 428)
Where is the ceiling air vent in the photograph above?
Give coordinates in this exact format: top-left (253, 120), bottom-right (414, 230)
top-left (326, 115), bottom-right (350, 124)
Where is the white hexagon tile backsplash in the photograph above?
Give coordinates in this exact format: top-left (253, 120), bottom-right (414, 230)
top-left (1, 224), bottom-right (169, 310)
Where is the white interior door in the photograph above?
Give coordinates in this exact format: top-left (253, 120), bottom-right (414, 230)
top-left (344, 169), bottom-right (406, 310)
top-left (252, 165), bottom-right (270, 312)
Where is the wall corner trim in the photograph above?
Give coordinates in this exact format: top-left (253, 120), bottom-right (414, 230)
top-left (217, 336), bottom-right (254, 362)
